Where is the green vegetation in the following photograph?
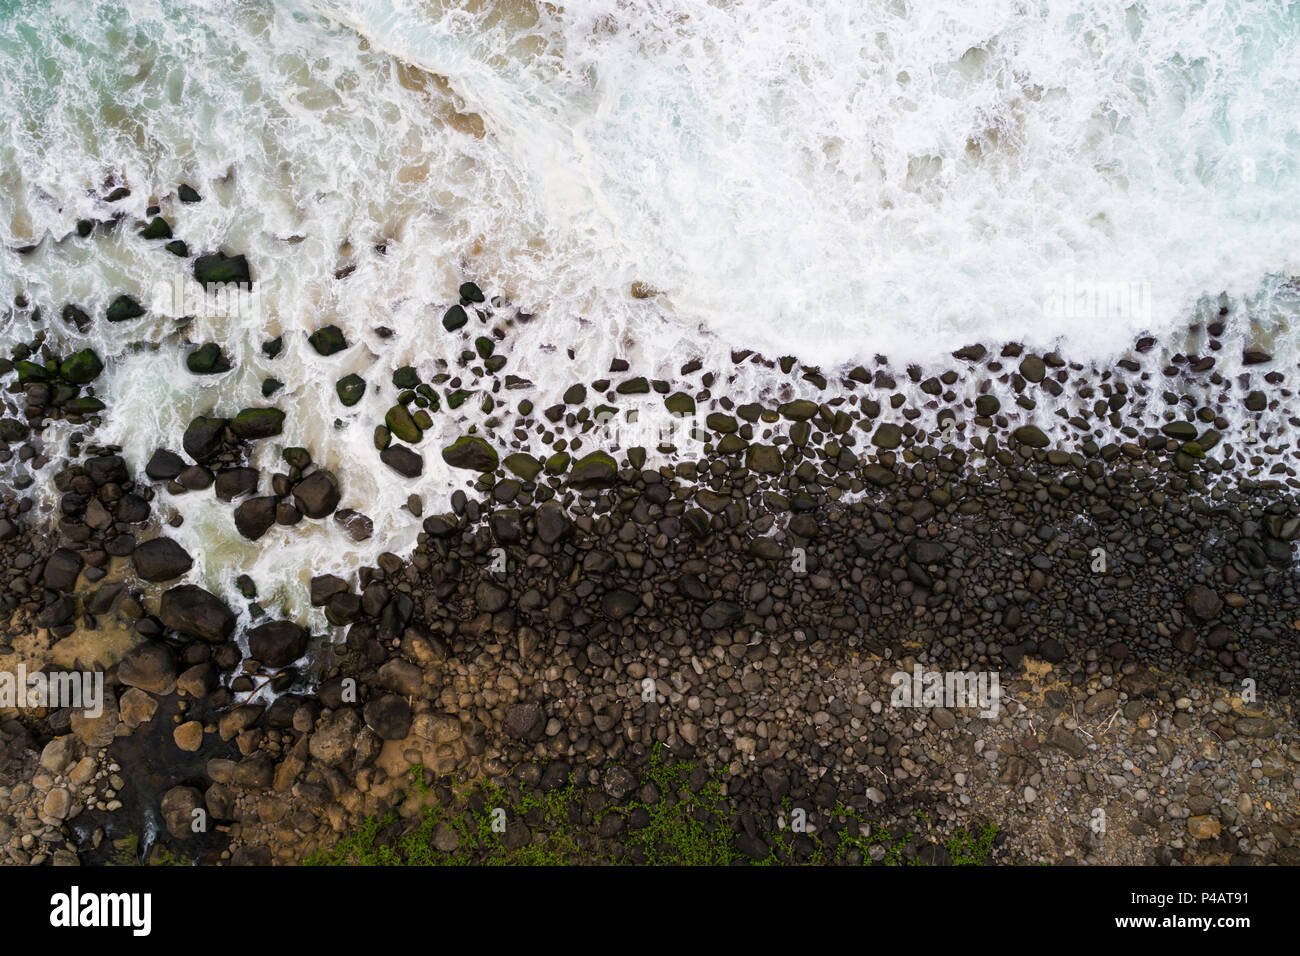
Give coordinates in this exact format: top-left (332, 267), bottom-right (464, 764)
top-left (107, 833), bottom-right (191, 866)
top-left (306, 745), bottom-right (1001, 867)
top-left (762, 805), bottom-right (1001, 866)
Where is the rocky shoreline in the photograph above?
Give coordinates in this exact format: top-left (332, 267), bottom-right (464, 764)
top-left (2, 217), bottom-right (1300, 864)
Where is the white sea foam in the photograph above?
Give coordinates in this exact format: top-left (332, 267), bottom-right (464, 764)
top-left (1, 0), bottom-right (1298, 607)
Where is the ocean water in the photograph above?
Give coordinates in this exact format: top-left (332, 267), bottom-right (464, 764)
top-left (2, 0), bottom-right (1299, 612)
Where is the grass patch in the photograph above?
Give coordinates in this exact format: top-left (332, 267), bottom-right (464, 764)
top-left (305, 745), bottom-right (1000, 866)
top-left (107, 833), bottom-right (192, 866)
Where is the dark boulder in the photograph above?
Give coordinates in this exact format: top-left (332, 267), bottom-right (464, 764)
top-left (230, 407), bottom-right (284, 440)
top-left (118, 641), bottom-right (177, 695)
top-left (380, 444), bottom-right (423, 478)
top-left (247, 621), bottom-right (308, 668)
top-left (186, 343), bottom-right (231, 374)
top-left (292, 471), bottom-right (340, 519)
top-left (214, 467), bottom-right (259, 501)
top-left (133, 537), bottom-right (194, 582)
top-left (364, 694), bottom-right (412, 740)
top-left (83, 455), bottom-right (128, 486)
top-left (160, 585), bottom-right (236, 643)
top-left (309, 575), bottom-right (348, 606)
top-left (193, 251), bottom-right (251, 289)
top-left (442, 436), bottom-right (498, 472)
top-left (1185, 585), bottom-right (1223, 623)
top-left (182, 416), bottom-right (227, 462)
top-left (601, 589), bottom-right (639, 620)
top-left (145, 448), bottom-right (185, 481)
top-left (568, 450), bottom-right (616, 487)
top-left (42, 549), bottom-right (83, 591)
top-left (701, 600), bottom-right (741, 629)
top-left (106, 294), bottom-right (145, 323)
top-left (233, 497), bottom-right (278, 541)
top-left (308, 325), bottom-right (346, 355)
top-left (334, 509), bottom-right (373, 542)
top-left (60, 348), bottom-right (103, 384)
top-left (535, 501), bottom-right (570, 545)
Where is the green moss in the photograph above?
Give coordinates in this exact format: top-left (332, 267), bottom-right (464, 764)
top-left (107, 833), bottom-right (191, 867)
top-left (305, 747), bottom-right (1001, 867)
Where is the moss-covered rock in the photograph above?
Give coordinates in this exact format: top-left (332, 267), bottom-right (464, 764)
top-left (442, 305), bottom-right (467, 331)
top-left (385, 405), bottom-right (422, 444)
top-left (1012, 425), bottom-right (1049, 448)
top-left (442, 436), bottom-right (498, 472)
top-left (186, 343), bottom-right (231, 375)
top-left (503, 453), bottom-right (542, 481)
top-left (193, 251), bottom-right (251, 289)
top-left (308, 325), bottom-right (347, 356)
top-left (665, 391), bottom-right (696, 415)
top-left (60, 348), bottom-right (103, 385)
top-left (106, 294), bottom-right (145, 323)
top-left (568, 450), bottom-right (617, 487)
top-left (616, 377), bottom-right (649, 395)
top-left (706, 413), bottom-right (737, 434)
top-left (139, 217), bottom-right (172, 240)
top-left (777, 400), bottom-right (818, 421)
top-left (336, 374), bottom-right (366, 407)
top-left (15, 360), bottom-right (51, 384)
top-left (64, 397), bottom-right (106, 415)
top-left (230, 407), bottom-right (285, 440)
top-left (746, 444), bottom-right (783, 474)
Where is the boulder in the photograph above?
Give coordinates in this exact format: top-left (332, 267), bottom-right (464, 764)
top-left (105, 294), bottom-right (145, 323)
top-left (442, 436), bottom-right (498, 472)
top-left (186, 343), bottom-right (231, 374)
top-left (1185, 585), bottom-right (1223, 622)
top-left (230, 407), bottom-right (285, 440)
top-left (569, 450), bottom-right (616, 487)
top-left (193, 251), bottom-right (251, 289)
top-left (247, 621), bottom-right (308, 667)
top-left (380, 445), bottom-right (423, 478)
top-left (60, 348), bottom-right (103, 384)
top-left (161, 786), bottom-right (204, 839)
top-left (292, 471), bottom-right (340, 519)
top-left (145, 448), bottom-right (185, 481)
top-left (363, 694), bottom-right (412, 740)
top-left (118, 642), bottom-right (177, 696)
top-left (308, 325), bottom-right (346, 355)
top-left (233, 497), bottom-right (277, 540)
top-left (160, 585), bottom-right (236, 643)
top-left (182, 416), bottom-right (227, 462)
top-left (132, 537), bottom-right (194, 582)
